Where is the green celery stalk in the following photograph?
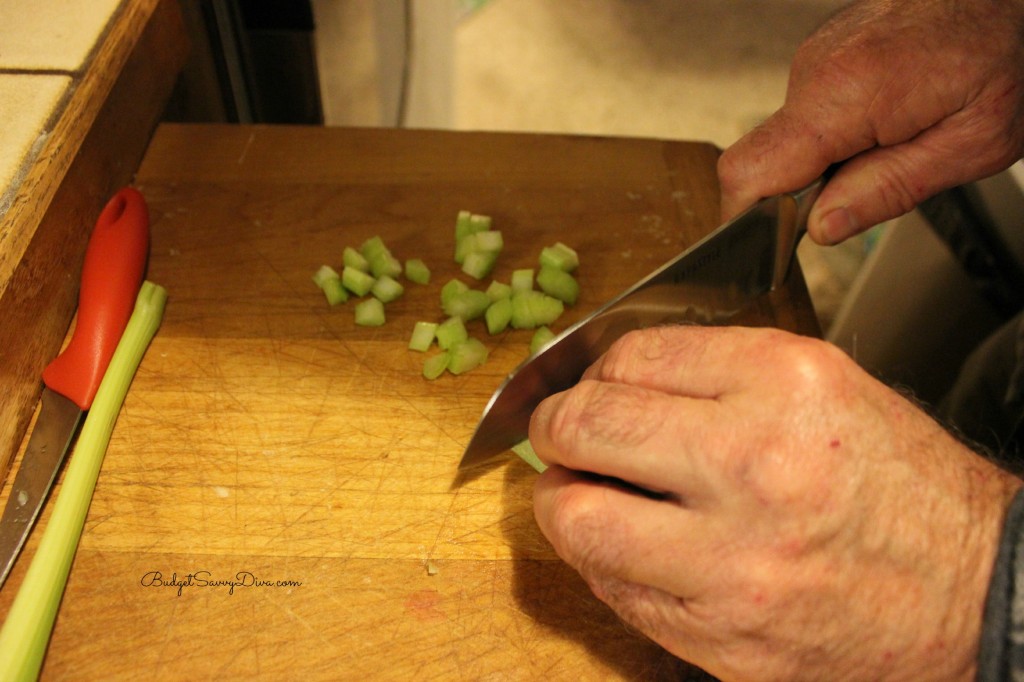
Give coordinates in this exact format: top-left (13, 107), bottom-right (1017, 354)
top-left (0, 281), bottom-right (167, 681)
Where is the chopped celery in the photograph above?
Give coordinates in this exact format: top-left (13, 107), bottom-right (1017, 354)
top-left (436, 316), bottom-right (468, 350)
top-left (530, 325), bottom-right (556, 354)
top-left (454, 233), bottom-right (477, 265)
top-left (405, 258), bottom-right (431, 285)
top-left (423, 351), bottom-right (449, 380)
top-left (448, 338), bottom-right (488, 375)
top-left (461, 251), bottom-right (498, 280)
top-left (354, 298), bottom-right (386, 326)
top-left (473, 230), bottom-right (504, 253)
top-left (538, 242), bottom-right (579, 272)
top-left (360, 235), bottom-right (390, 262)
top-left (372, 254), bottom-right (403, 279)
top-left (342, 266), bottom-right (375, 296)
top-left (361, 236), bottom-right (402, 278)
top-left (440, 278), bottom-right (469, 309)
top-left (371, 275), bottom-right (405, 303)
top-left (343, 247), bottom-right (370, 272)
top-left (485, 297), bottom-right (512, 335)
top-left (454, 210), bottom-right (480, 242)
top-left (486, 280), bottom-right (511, 301)
top-left (322, 276), bottom-right (349, 305)
top-left (537, 266), bottom-right (579, 305)
top-left (454, 211), bottom-right (491, 262)
top-left (510, 268), bottom-right (534, 293)
top-left (510, 290), bottom-right (564, 329)
top-left (312, 264), bottom-right (341, 289)
top-left (408, 321), bottom-right (438, 352)
top-left (511, 439), bottom-right (547, 473)
top-left (443, 289), bottom-right (491, 320)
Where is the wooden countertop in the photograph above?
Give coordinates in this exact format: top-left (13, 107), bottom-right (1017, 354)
top-left (0, 123), bottom-right (818, 680)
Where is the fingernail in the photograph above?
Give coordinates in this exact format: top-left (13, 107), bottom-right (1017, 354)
top-left (819, 206), bottom-right (858, 245)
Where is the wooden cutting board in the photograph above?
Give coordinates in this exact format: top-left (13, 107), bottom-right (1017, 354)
top-left (0, 123), bottom-right (818, 680)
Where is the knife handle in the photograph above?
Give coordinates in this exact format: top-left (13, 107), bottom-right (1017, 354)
top-left (42, 188), bottom-right (150, 410)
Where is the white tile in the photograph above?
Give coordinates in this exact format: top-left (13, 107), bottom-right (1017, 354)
top-left (0, 0), bottom-right (124, 71)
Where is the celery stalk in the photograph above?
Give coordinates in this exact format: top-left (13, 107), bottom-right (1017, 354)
top-left (0, 281), bottom-right (167, 681)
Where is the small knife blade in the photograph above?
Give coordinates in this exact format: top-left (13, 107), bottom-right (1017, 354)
top-left (458, 177), bottom-right (824, 470)
top-left (0, 187), bottom-right (150, 587)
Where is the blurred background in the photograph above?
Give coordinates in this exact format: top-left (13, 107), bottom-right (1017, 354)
top-left (167, 0), bottom-right (1024, 408)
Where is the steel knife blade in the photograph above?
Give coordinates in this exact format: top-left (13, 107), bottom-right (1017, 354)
top-left (0, 187), bottom-right (150, 587)
top-left (458, 177), bottom-right (825, 470)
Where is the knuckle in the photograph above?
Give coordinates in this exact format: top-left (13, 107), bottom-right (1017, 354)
top-left (549, 380), bottom-right (661, 469)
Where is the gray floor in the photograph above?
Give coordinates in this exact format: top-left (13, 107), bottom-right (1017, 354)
top-left (315, 0), bottom-right (868, 329)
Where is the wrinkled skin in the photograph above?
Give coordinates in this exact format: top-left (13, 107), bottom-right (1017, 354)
top-left (531, 326), bottom-right (1021, 680)
top-left (531, 1), bottom-right (1024, 678)
top-left (718, 0), bottom-right (1024, 244)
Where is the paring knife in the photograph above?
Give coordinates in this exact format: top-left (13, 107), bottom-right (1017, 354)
top-left (0, 188), bottom-right (149, 587)
top-left (459, 177), bottom-right (825, 470)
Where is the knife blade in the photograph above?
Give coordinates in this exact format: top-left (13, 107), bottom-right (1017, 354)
top-left (459, 177), bottom-right (825, 470)
top-left (0, 187), bottom-right (149, 587)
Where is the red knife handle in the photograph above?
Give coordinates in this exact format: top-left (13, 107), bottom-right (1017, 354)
top-left (41, 187), bottom-right (150, 410)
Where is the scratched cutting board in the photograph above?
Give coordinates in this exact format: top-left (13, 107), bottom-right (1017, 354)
top-left (0, 124), bottom-right (817, 680)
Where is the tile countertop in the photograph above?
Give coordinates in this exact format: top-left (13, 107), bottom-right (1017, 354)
top-left (0, 0), bottom-right (187, 484)
top-left (0, 0), bottom-right (125, 215)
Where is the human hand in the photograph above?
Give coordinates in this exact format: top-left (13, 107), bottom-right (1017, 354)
top-left (717, 0), bottom-right (1024, 245)
top-left (530, 325), bottom-right (1022, 680)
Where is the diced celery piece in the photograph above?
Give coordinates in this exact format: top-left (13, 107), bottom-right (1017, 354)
top-left (443, 289), bottom-right (491, 320)
top-left (354, 297), bottom-right (386, 326)
top-left (511, 438), bottom-right (547, 473)
top-left (440, 278), bottom-right (469, 308)
top-left (473, 230), bottom-right (504, 253)
top-left (538, 242), bottom-right (579, 272)
top-left (447, 338), bottom-right (488, 375)
top-left (461, 251), bottom-right (498, 280)
top-left (423, 352), bottom-right (449, 380)
top-left (510, 290), bottom-right (564, 329)
top-left (468, 213), bottom-right (492, 231)
top-left (453, 210), bottom-right (479, 242)
top-left (322, 276), bottom-right (349, 305)
top-left (436, 316), bottom-right (468, 350)
top-left (485, 297), bottom-right (512, 335)
top-left (408, 321), bottom-right (438, 352)
top-left (510, 268), bottom-right (534, 293)
top-left (371, 254), bottom-right (403, 279)
top-left (312, 264), bottom-right (341, 289)
top-left (360, 235), bottom-right (390, 262)
top-left (405, 258), bottom-right (431, 285)
top-left (454, 211), bottom-right (491, 262)
top-left (454, 232), bottom-right (477, 265)
top-left (343, 247), bottom-right (370, 272)
top-left (530, 325), bottom-right (556, 354)
top-left (371, 275), bottom-right (405, 303)
top-left (536, 266), bottom-right (579, 305)
top-left (342, 266), bottom-right (375, 296)
top-left (486, 280), bottom-right (511, 301)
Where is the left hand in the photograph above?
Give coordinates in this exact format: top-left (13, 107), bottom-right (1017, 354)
top-left (529, 325), bottom-right (1021, 681)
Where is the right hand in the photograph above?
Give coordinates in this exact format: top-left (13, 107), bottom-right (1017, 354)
top-left (718, 0), bottom-right (1024, 245)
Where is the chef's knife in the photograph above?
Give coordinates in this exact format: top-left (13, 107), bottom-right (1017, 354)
top-left (459, 177), bottom-right (825, 469)
top-left (0, 188), bottom-right (149, 587)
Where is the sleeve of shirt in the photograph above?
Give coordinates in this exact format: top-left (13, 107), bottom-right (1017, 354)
top-left (977, 487), bottom-right (1024, 680)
